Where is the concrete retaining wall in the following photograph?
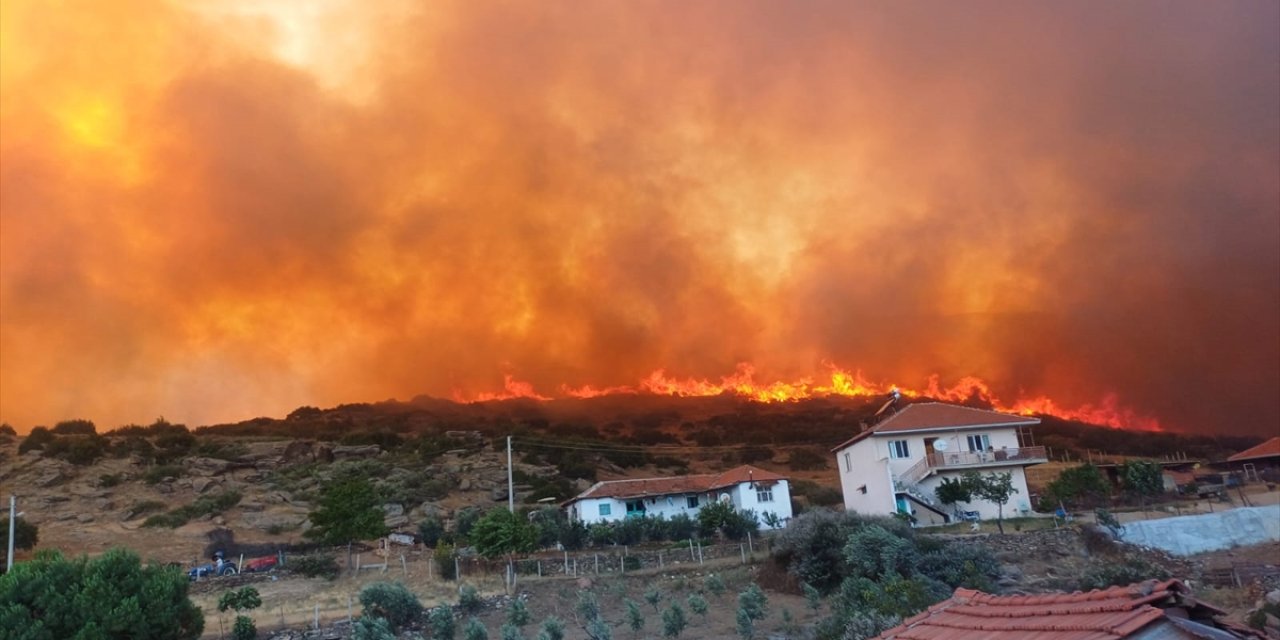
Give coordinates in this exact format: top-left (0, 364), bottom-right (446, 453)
top-left (1122, 505), bottom-right (1280, 556)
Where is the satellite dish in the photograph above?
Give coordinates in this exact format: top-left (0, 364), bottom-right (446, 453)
top-left (934, 440), bottom-right (949, 452)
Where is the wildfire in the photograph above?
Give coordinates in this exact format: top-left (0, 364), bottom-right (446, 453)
top-left (451, 363), bottom-right (1163, 431)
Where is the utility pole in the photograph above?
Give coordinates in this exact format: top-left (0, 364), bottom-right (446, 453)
top-left (507, 436), bottom-right (514, 513)
top-left (7, 495), bottom-right (15, 573)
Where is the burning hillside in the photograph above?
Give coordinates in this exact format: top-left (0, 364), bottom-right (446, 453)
top-left (450, 363), bottom-right (1160, 431)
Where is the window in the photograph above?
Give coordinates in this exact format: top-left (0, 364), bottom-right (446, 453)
top-left (625, 500), bottom-right (645, 516)
top-left (844, 452), bottom-right (852, 471)
top-left (598, 504), bottom-right (612, 516)
top-left (686, 495), bottom-right (699, 509)
top-left (888, 440), bottom-right (910, 459)
top-left (756, 487), bottom-right (774, 503)
top-left (966, 434), bottom-right (991, 453)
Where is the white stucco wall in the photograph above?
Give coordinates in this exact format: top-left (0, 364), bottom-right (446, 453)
top-left (728, 479), bottom-right (793, 528)
top-left (836, 438), bottom-right (896, 516)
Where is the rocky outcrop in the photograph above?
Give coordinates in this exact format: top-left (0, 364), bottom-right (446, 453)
top-left (332, 445), bottom-right (381, 459)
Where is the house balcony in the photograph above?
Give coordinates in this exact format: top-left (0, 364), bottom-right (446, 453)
top-left (900, 446), bottom-right (1047, 484)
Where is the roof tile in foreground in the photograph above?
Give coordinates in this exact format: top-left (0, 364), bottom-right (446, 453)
top-left (876, 579), bottom-right (1244, 640)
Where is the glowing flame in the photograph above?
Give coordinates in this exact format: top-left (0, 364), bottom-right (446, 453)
top-left (454, 362), bottom-right (1162, 431)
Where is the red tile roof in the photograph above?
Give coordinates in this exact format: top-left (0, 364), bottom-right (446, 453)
top-left (833, 402), bottom-right (1039, 452)
top-left (877, 580), bottom-right (1241, 640)
top-left (566, 465), bottom-right (785, 503)
top-left (1228, 436), bottom-right (1280, 462)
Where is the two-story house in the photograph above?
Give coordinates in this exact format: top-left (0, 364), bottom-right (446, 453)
top-left (832, 402), bottom-right (1046, 525)
top-left (564, 465), bottom-right (792, 529)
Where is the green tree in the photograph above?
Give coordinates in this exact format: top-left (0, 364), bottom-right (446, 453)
top-left (1119, 460), bottom-right (1164, 514)
top-left (625, 600), bottom-right (645, 635)
top-left (470, 509), bottom-right (539, 558)
top-left (575, 591), bottom-right (611, 640)
top-left (305, 476), bottom-right (389, 546)
top-left (661, 603), bottom-right (687, 639)
top-left (933, 476), bottom-right (973, 509)
top-left (501, 623), bottom-right (524, 640)
top-left (0, 516), bottom-right (38, 568)
top-left (0, 548), bottom-right (203, 639)
top-left (1044, 464), bottom-right (1109, 509)
top-left (965, 472), bottom-right (1018, 534)
top-left (686, 594), bottom-right (708, 622)
top-left (218, 585), bottom-right (262, 639)
top-left (736, 583), bottom-right (768, 639)
top-left (359, 581), bottom-right (422, 631)
top-left (643, 585), bottom-right (663, 612)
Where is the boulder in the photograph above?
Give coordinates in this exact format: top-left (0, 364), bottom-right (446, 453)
top-left (280, 441), bottom-right (315, 463)
top-left (186, 457), bottom-right (231, 476)
top-left (458, 478), bottom-right (473, 491)
top-left (382, 503), bottom-right (405, 518)
top-left (332, 445), bottom-right (381, 459)
top-left (1266, 589), bottom-right (1280, 606)
top-left (385, 515), bottom-right (409, 529)
top-left (192, 478), bottom-right (216, 494)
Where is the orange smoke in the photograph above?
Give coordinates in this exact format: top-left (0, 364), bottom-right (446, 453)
top-left (1, 1), bottom-right (1276, 437)
top-left (452, 362), bottom-right (1162, 431)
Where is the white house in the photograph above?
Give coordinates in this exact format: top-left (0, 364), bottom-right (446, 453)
top-left (564, 465), bottom-right (793, 529)
top-left (831, 402), bottom-right (1046, 525)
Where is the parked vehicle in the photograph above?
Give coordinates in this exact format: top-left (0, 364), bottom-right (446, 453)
top-left (188, 561), bottom-right (237, 580)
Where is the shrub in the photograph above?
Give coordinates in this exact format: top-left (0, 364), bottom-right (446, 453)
top-left (1078, 556), bottom-right (1170, 591)
top-left (430, 605), bottom-right (457, 640)
top-left (290, 554), bottom-right (340, 580)
top-left (538, 616), bottom-right (565, 640)
top-left (18, 427), bottom-right (55, 454)
top-left (644, 586), bottom-right (663, 612)
top-left (459, 584), bottom-right (484, 614)
top-left (501, 623), bottom-right (524, 640)
top-left (787, 448), bottom-right (829, 470)
top-left (507, 597), bottom-right (531, 627)
top-left (352, 616), bottom-right (396, 640)
top-left (436, 543), bottom-right (459, 580)
top-left (704, 574), bottom-right (726, 597)
top-left (661, 604), bottom-right (687, 639)
top-left (686, 594), bottom-right (708, 621)
top-left (419, 515), bottom-right (445, 548)
top-left (625, 600), bottom-right (645, 634)
top-left (737, 584), bottom-right (768, 623)
top-left (52, 419), bottom-right (97, 435)
top-left (464, 618), bottom-right (489, 640)
top-left (144, 465), bottom-right (185, 485)
top-left (360, 582), bottom-right (422, 631)
top-left (0, 516), bottom-right (38, 566)
top-left (231, 615), bottom-right (257, 640)
top-left (98, 473), bottom-right (123, 488)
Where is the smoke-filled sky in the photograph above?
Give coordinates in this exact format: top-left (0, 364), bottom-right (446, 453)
top-left (2, 1), bottom-right (1277, 436)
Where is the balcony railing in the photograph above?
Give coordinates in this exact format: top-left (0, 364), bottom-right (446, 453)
top-left (900, 446), bottom-right (1047, 484)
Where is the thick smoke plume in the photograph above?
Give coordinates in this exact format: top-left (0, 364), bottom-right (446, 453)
top-left (1, 1), bottom-right (1277, 436)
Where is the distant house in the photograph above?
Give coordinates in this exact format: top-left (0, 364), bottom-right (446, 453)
top-left (564, 465), bottom-right (792, 529)
top-left (877, 579), bottom-right (1265, 639)
top-left (1227, 436), bottom-right (1280, 477)
top-left (831, 402), bottom-right (1046, 525)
